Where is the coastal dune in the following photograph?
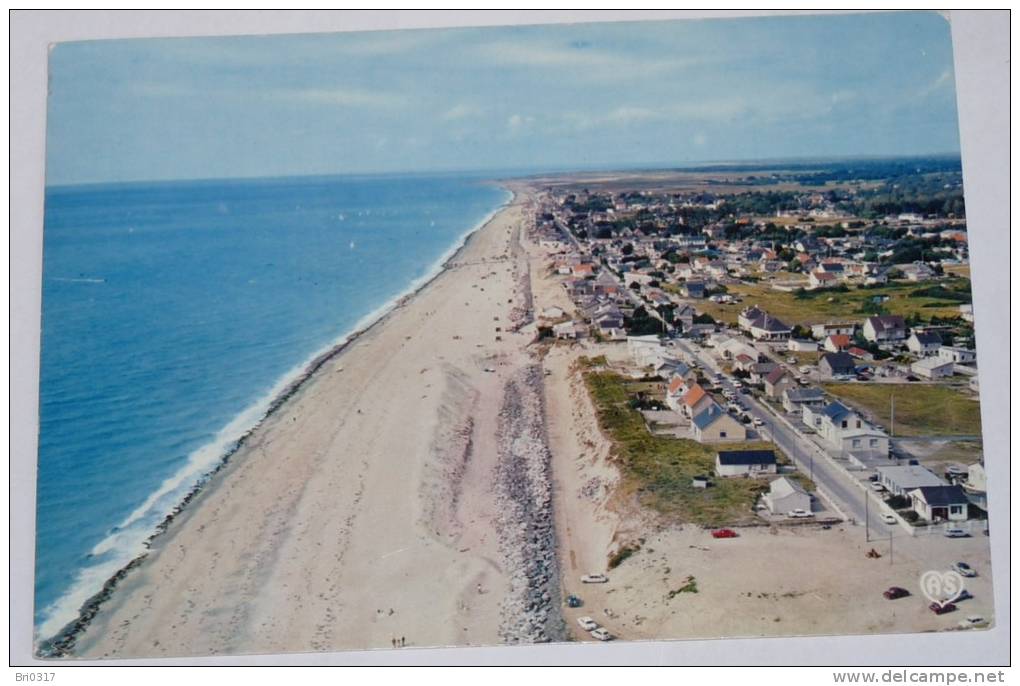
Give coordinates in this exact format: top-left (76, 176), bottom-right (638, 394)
top-left (69, 189), bottom-right (559, 658)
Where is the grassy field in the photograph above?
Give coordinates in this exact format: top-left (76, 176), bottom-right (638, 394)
top-left (584, 368), bottom-right (778, 526)
top-left (695, 278), bottom-right (971, 326)
top-left (822, 383), bottom-right (983, 437)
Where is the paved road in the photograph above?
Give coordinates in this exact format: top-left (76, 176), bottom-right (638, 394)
top-left (673, 338), bottom-right (895, 538)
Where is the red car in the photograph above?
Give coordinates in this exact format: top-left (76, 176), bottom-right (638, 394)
top-left (883, 587), bottom-right (910, 600)
top-left (711, 529), bottom-right (738, 539)
top-left (930, 602), bottom-right (957, 615)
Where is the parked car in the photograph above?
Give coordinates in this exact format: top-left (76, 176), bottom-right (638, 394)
top-left (958, 615), bottom-right (988, 629)
top-left (788, 509), bottom-right (814, 518)
top-left (956, 589), bottom-right (974, 602)
top-left (590, 628), bottom-right (613, 641)
top-left (577, 616), bottom-right (599, 631)
top-left (870, 482), bottom-right (885, 492)
top-left (944, 528), bottom-right (970, 538)
top-left (883, 586), bottom-right (910, 600)
top-left (930, 602), bottom-right (957, 615)
top-left (953, 562), bottom-right (977, 577)
top-left (752, 418), bottom-right (765, 427)
top-left (882, 514), bottom-right (897, 525)
top-left (711, 528), bottom-right (738, 539)
top-left (580, 574), bottom-right (609, 584)
top-left (565, 595), bottom-right (583, 608)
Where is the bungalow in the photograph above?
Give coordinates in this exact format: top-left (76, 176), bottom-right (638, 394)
top-left (847, 346), bottom-right (874, 361)
top-left (823, 334), bottom-right (852, 353)
top-left (818, 351), bottom-right (856, 379)
top-left (749, 314), bottom-right (792, 341)
top-left (908, 485), bottom-right (970, 522)
top-left (911, 357), bottom-right (955, 380)
top-left (787, 338), bottom-right (818, 353)
top-left (764, 367), bottom-right (795, 398)
top-left (907, 331), bottom-right (943, 356)
top-left (900, 262), bottom-right (935, 282)
top-left (673, 303), bottom-right (696, 331)
top-left (809, 270), bottom-right (839, 289)
top-left (811, 322), bottom-right (855, 340)
top-left (877, 465), bottom-right (944, 497)
top-left (863, 315), bottom-right (907, 343)
top-left (732, 353), bottom-right (757, 373)
top-left (571, 262), bottom-right (595, 278)
top-left (763, 477), bottom-right (811, 515)
top-left (938, 346), bottom-right (977, 365)
top-left (692, 403), bottom-right (747, 442)
top-left (738, 306), bottom-right (766, 331)
top-left (553, 320), bottom-right (584, 340)
top-left (680, 383), bottom-right (714, 419)
top-left (715, 449), bottom-right (778, 477)
top-left (781, 386), bottom-right (826, 414)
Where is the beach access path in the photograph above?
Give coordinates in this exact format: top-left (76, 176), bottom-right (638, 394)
top-left (72, 189), bottom-right (552, 658)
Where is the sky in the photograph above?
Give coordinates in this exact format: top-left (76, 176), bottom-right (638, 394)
top-left (45, 11), bottom-right (962, 186)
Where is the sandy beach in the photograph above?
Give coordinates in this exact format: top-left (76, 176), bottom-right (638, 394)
top-left (66, 185), bottom-right (563, 659)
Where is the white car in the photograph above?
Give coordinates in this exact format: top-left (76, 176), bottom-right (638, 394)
top-left (787, 509), bottom-right (814, 518)
top-left (882, 514), bottom-right (897, 525)
top-left (577, 616), bottom-right (599, 631)
top-left (580, 574), bottom-right (609, 584)
top-left (752, 418), bottom-right (765, 427)
top-left (944, 528), bottom-right (970, 538)
top-left (958, 615), bottom-right (989, 630)
top-left (590, 628), bottom-right (613, 641)
top-left (953, 562), bottom-right (978, 578)
top-left (870, 482), bottom-right (885, 492)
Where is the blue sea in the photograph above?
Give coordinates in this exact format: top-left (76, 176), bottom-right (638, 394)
top-left (35, 173), bottom-right (510, 640)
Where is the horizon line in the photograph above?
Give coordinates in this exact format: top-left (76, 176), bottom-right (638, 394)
top-left (45, 151), bottom-right (963, 190)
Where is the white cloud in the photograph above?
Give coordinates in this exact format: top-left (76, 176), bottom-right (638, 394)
top-left (266, 87), bottom-right (405, 108)
top-left (442, 103), bottom-right (482, 121)
top-left (507, 113), bottom-right (535, 132)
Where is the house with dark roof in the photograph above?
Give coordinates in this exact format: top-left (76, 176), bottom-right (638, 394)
top-left (692, 403), bottom-right (747, 443)
top-left (781, 386), bottom-right (827, 413)
top-left (715, 449), bottom-right (778, 477)
top-left (907, 330), bottom-right (943, 356)
top-left (909, 485), bottom-right (970, 522)
top-left (863, 315), bottom-right (907, 343)
top-left (764, 367), bottom-right (794, 399)
top-left (748, 313), bottom-right (792, 341)
top-left (819, 351), bottom-right (856, 379)
top-left (804, 401), bottom-right (889, 457)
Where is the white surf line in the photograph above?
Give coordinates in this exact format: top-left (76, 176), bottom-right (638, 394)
top-left (379, 547), bottom-right (409, 560)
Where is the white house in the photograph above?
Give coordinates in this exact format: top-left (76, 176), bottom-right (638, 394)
top-left (763, 477), bottom-right (812, 515)
top-left (907, 331), bottom-right (943, 356)
top-left (803, 401), bottom-right (889, 456)
top-left (938, 346), bottom-right (977, 365)
top-left (908, 485), bottom-right (970, 522)
top-left (863, 315), bottom-right (907, 343)
top-left (627, 335), bottom-right (664, 368)
top-left (911, 356), bottom-right (955, 380)
top-left (787, 338), bottom-right (818, 353)
top-left (877, 465), bottom-right (944, 497)
top-left (811, 322), bottom-right (855, 340)
top-left (715, 449), bottom-right (778, 477)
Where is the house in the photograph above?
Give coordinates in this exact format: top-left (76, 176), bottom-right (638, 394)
top-left (680, 383), bottom-right (714, 418)
top-left (749, 362), bottom-right (779, 384)
top-left (683, 280), bottom-right (706, 298)
top-left (761, 367), bottom-right (792, 398)
top-left (628, 335), bottom-right (664, 368)
top-left (733, 353), bottom-right (756, 373)
top-left (900, 262), bottom-right (935, 282)
top-left (571, 262), bottom-right (595, 278)
top-left (938, 346), bottom-right (977, 365)
top-left (908, 485), bottom-right (970, 522)
top-left (809, 270), bottom-right (838, 289)
top-left (749, 314), bottom-right (792, 341)
top-left (911, 357), bottom-right (955, 380)
top-left (823, 334), bottom-right (852, 353)
top-left (804, 401), bottom-right (889, 457)
top-left (818, 352), bottom-right (856, 379)
top-left (863, 315), bottom-right (907, 343)
top-left (787, 338), bottom-right (818, 353)
top-left (673, 303), bottom-right (696, 331)
top-left (847, 346), bottom-right (874, 361)
top-left (763, 477), bottom-right (812, 515)
top-left (553, 320), bottom-right (584, 340)
top-left (811, 322), bottom-right (855, 340)
top-left (692, 403), bottom-right (747, 442)
top-left (738, 306), bottom-right (766, 331)
top-left (781, 387), bottom-right (826, 414)
top-left (876, 465), bottom-right (944, 497)
top-left (664, 367), bottom-right (697, 411)
top-left (715, 449), bottom-right (778, 477)
top-left (907, 331), bottom-right (943, 356)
